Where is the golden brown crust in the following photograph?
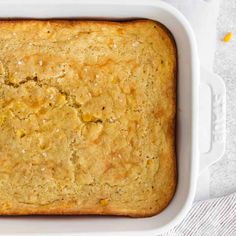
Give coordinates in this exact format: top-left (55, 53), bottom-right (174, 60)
top-left (0, 19), bottom-right (176, 217)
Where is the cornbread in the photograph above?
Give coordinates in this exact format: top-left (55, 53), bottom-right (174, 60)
top-left (0, 20), bottom-right (176, 217)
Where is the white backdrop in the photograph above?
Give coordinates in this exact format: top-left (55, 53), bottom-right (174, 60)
top-left (164, 0), bottom-right (221, 200)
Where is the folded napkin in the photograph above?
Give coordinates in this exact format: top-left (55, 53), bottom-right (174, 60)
top-left (163, 0), bottom-right (221, 201)
top-left (159, 193), bottom-right (236, 236)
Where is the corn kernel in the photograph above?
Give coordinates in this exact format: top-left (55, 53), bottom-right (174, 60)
top-left (147, 159), bottom-right (153, 165)
top-left (112, 77), bottom-right (118, 84)
top-left (56, 94), bottom-right (66, 105)
top-left (223, 32), bottom-right (233, 42)
top-left (8, 77), bottom-right (17, 84)
top-left (99, 198), bottom-right (109, 206)
top-left (81, 113), bottom-right (94, 122)
top-left (16, 129), bottom-right (26, 138)
top-left (15, 101), bottom-right (27, 111)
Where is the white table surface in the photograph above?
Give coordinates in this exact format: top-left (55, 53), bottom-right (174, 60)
top-left (210, 0), bottom-right (236, 198)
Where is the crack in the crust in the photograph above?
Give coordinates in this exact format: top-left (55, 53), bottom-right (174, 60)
top-left (2, 76), bottom-right (106, 127)
top-left (3, 75), bottom-right (82, 110)
top-left (2, 76), bottom-right (122, 189)
top-left (2, 72), bottom-right (112, 126)
top-left (5, 76), bottom-right (39, 88)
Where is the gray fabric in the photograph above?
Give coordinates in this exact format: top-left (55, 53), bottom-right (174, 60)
top-left (159, 193), bottom-right (236, 236)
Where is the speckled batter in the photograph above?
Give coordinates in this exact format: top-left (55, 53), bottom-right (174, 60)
top-left (0, 20), bottom-right (176, 217)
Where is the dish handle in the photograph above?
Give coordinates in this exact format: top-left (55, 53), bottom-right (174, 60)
top-left (199, 66), bottom-right (226, 174)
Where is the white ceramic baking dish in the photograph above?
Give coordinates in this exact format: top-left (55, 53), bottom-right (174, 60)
top-left (0, 0), bottom-right (226, 235)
